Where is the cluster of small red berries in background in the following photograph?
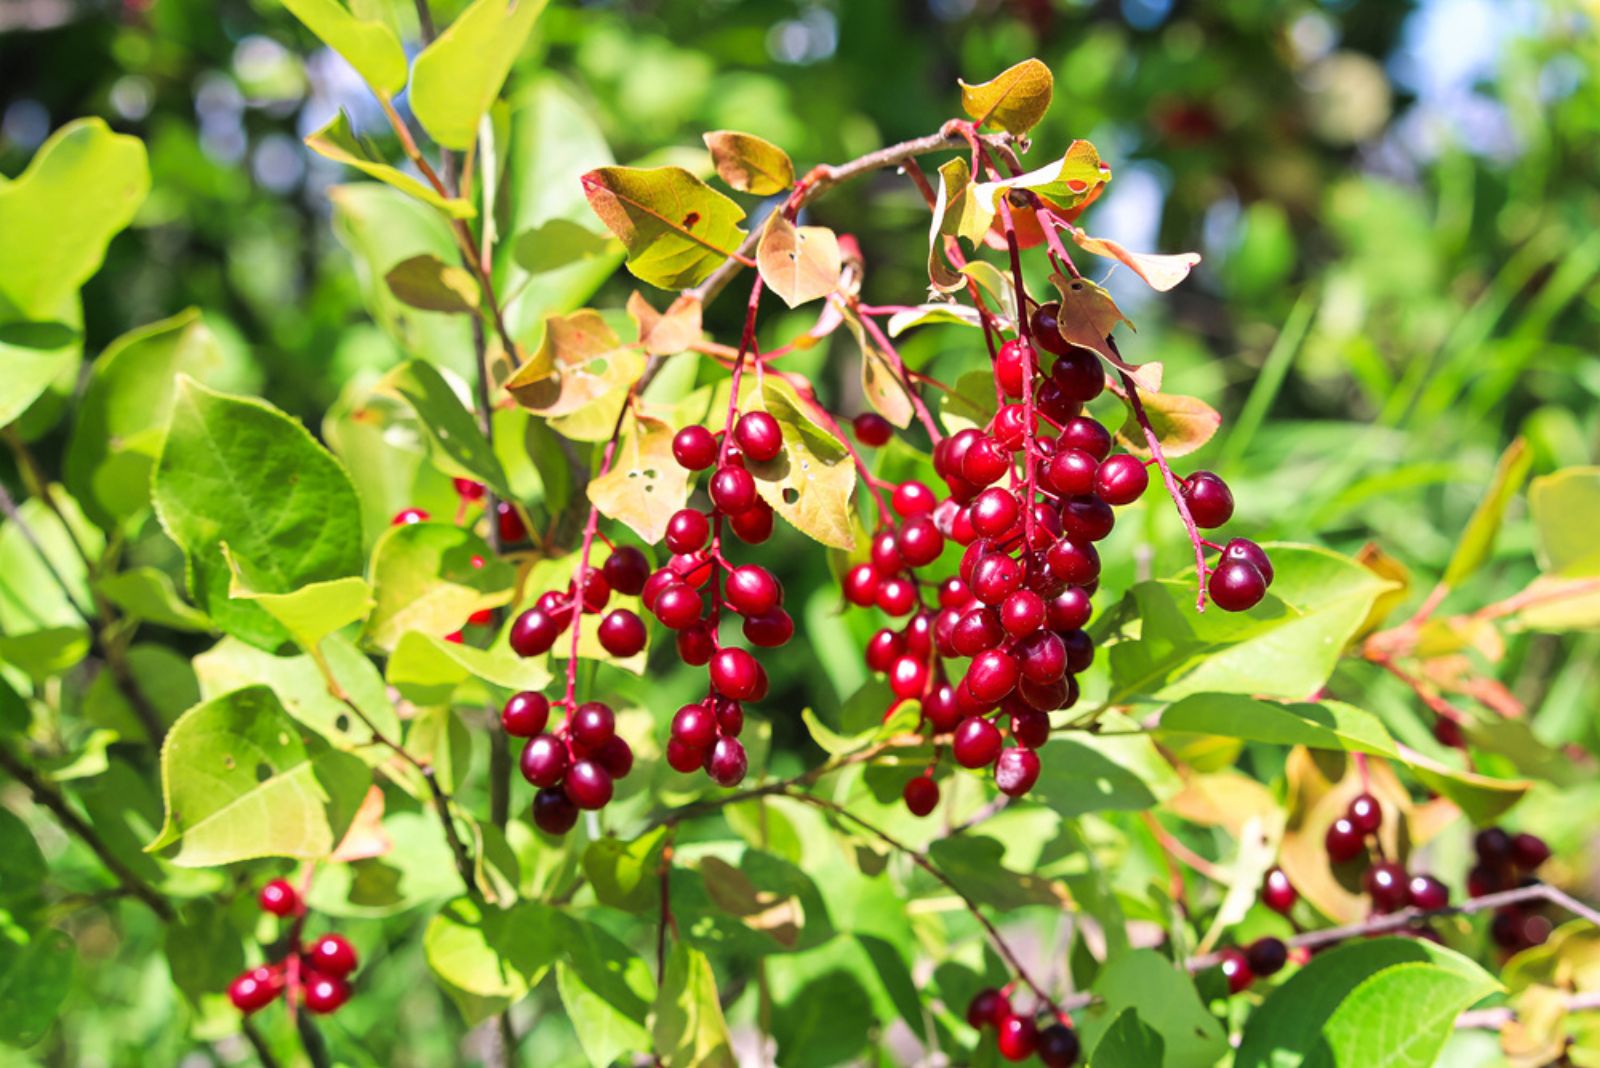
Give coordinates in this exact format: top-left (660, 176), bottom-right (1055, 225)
top-left (227, 879), bottom-right (358, 1016)
top-left (965, 987), bottom-right (1080, 1065)
top-left (1470, 827), bottom-right (1554, 951)
top-left (503, 688), bottom-right (636, 835)
top-left (840, 307), bottom-right (1274, 818)
top-left (1323, 792), bottom-right (1453, 915)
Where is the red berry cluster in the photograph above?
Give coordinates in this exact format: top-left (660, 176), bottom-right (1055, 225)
top-left (502, 687), bottom-right (636, 835)
top-left (1469, 827), bottom-right (1553, 950)
top-left (845, 309), bottom-right (1273, 818)
top-left (1216, 936), bottom-right (1290, 994)
top-left (1322, 793), bottom-right (1452, 915)
top-left (965, 987), bottom-right (1080, 1065)
top-left (227, 879), bottom-right (358, 1015)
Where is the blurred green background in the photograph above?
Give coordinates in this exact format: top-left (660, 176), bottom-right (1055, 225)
top-left (3, 0), bottom-right (1599, 1062)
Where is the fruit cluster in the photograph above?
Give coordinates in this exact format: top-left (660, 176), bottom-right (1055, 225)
top-left (1322, 792), bottom-right (1453, 914)
top-left (841, 307), bottom-right (1274, 817)
top-left (965, 987), bottom-right (1081, 1065)
top-left (227, 879), bottom-right (359, 1016)
top-left (1469, 827), bottom-right (1554, 951)
top-left (502, 688), bottom-right (636, 835)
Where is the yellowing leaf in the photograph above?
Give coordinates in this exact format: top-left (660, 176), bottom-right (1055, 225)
top-left (1353, 542), bottom-right (1413, 637)
top-left (1044, 273), bottom-right (1131, 364)
top-left (306, 111), bottom-right (475, 219)
top-left (1070, 230), bottom-right (1201, 292)
top-left (702, 130), bottom-right (795, 196)
top-left (410, 0), bottom-right (549, 150)
top-left (626, 291), bottom-right (703, 357)
top-left (384, 254), bottom-right (480, 313)
top-left (748, 377), bottom-right (857, 550)
top-left (280, 0), bottom-right (407, 97)
top-left (581, 166), bottom-right (746, 289)
top-left (1115, 388), bottom-right (1220, 458)
top-left (225, 546), bottom-right (373, 654)
top-left (959, 141), bottom-right (1111, 243)
top-left (586, 414), bottom-right (692, 545)
top-left (927, 157), bottom-right (971, 292)
top-left (958, 59), bottom-right (1055, 136)
top-left (505, 310), bottom-right (646, 430)
top-left (843, 311), bottom-right (914, 429)
top-left (756, 215), bottom-right (841, 308)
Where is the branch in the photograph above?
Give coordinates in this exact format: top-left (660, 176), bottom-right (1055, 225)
top-left (1455, 989), bottom-right (1600, 1030)
top-left (1117, 366), bottom-right (1210, 611)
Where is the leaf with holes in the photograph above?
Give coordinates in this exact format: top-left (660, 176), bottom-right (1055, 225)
top-left (626, 291), bottom-right (703, 356)
top-left (410, 0), bottom-right (549, 150)
top-left (306, 112), bottom-right (475, 219)
top-left (703, 130), bottom-right (795, 196)
top-left (587, 413), bottom-right (692, 546)
top-left (581, 166), bottom-right (747, 289)
top-left (757, 215), bottom-right (841, 308)
top-left (383, 254), bottom-right (480, 313)
top-left (1070, 229), bottom-right (1202, 292)
top-left (505, 309), bottom-right (646, 440)
top-left (280, 0), bottom-right (407, 96)
top-left (745, 377), bottom-right (857, 550)
top-left (841, 311), bottom-right (913, 429)
top-left (147, 685), bottom-right (369, 866)
top-left (1116, 387), bottom-right (1220, 458)
top-left (364, 522), bottom-right (514, 652)
top-left (959, 58), bottom-right (1054, 135)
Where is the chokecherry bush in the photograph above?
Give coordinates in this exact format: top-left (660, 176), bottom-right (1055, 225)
top-left (2, 14), bottom-right (1598, 1067)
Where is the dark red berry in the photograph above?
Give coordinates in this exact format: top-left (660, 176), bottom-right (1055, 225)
top-left (501, 691), bottom-right (550, 737)
top-left (1046, 587), bottom-right (1093, 631)
top-left (967, 649), bottom-right (1020, 703)
top-left (1037, 1023), bottom-right (1081, 1068)
top-left (994, 747), bottom-right (1041, 797)
top-left (710, 466), bottom-right (758, 515)
top-left (1182, 471), bottom-right (1234, 528)
top-left (996, 1014), bottom-right (1039, 1061)
top-left (228, 967), bottom-right (281, 1013)
top-left (728, 500), bottom-right (774, 543)
top-left (307, 934), bottom-right (358, 978)
top-left (743, 608), bottom-right (794, 647)
top-left (303, 974), bottom-right (351, 1014)
top-left (1347, 793), bottom-right (1382, 835)
top-left (961, 437), bottom-right (1012, 487)
top-left (496, 501), bottom-right (527, 544)
top-left (1050, 348), bottom-right (1105, 403)
top-left (598, 609), bottom-right (647, 657)
top-left (532, 787), bottom-right (579, 834)
top-left (564, 759), bottom-right (613, 809)
top-left (972, 487), bottom-right (1020, 539)
top-left (676, 623), bottom-right (715, 665)
top-left (1466, 864), bottom-right (1506, 898)
top-left (601, 546), bottom-right (649, 596)
top-left (1058, 417), bottom-right (1111, 461)
top-left (1325, 817), bottom-right (1365, 863)
top-left (1208, 560), bottom-right (1266, 612)
top-left (570, 701), bottom-right (615, 749)
top-left (521, 733), bottom-right (569, 788)
top-left (1095, 454), bottom-right (1149, 505)
top-left (893, 481), bottom-right (936, 517)
top-left (1364, 862), bottom-right (1408, 912)
top-left (1511, 833), bottom-right (1551, 870)
top-left (706, 736), bottom-right (748, 787)
top-left (709, 647), bottom-right (761, 700)
top-left (1475, 828), bottom-right (1514, 864)
top-left (672, 425), bottom-right (717, 470)
top-left (652, 584), bottom-right (704, 630)
top-left (509, 607), bottom-right (564, 656)
top-left (665, 738), bottom-right (706, 774)
top-left (1407, 874), bottom-right (1449, 910)
top-left (734, 411), bottom-right (783, 462)
top-left (903, 775), bottom-right (939, 817)
top-left (1221, 538), bottom-right (1273, 585)
top-left (1262, 867), bottom-right (1297, 913)
top-left (1001, 589), bottom-right (1046, 636)
top-left (1060, 496), bottom-right (1115, 542)
top-left (1010, 707), bottom-right (1051, 748)
top-left (1030, 302), bottom-right (1070, 357)
top-left (953, 716), bottom-right (1003, 768)
top-left (853, 412), bottom-right (892, 446)
top-left (665, 509), bottom-right (710, 554)
top-left (595, 736), bottom-right (634, 779)
top-left (966, 988), bottom-right (1009, 1030)
top-left (996, 338), bottom-right (1031, 397)
top-left (726, 565), bottom-right (781, 616)
top-left (1219, 947), bottom-right (1253, 993)
top-left (1245, 937), bottom-right (1287, 978)
top-left (259, 878), bottom-right (299, 917)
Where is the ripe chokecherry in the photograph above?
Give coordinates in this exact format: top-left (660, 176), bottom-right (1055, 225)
top-left (1218, 946), bottom-right (1254, 993)
top-left (903, 775), bottom-right (939, 817)
top-left (598, 609), bottom-right (647, 657)
top-left (1181, 471), bottom-right (1234, 528)
top-left (391, 507), bottom-right (429, 526)
top-left (706, 737), bottom-right (748, 787)
top-left (996, 1014), bottom-right (1039, 1061)
top-left (672, 425), bottom-right (717, 470)
top-left (966, 988), bottom-right (1010, 1029)
top-left (734, 411), bottom-right (783, 462)
top-left (1347, 793), bottom-right (1382, 834)
top-left (307, 935), bottom-right (358, 978)
top-left (601, 546), bottom-right (649, 596)
top-left (1325, 816), bottom-right (1365, 863)
top-left (228, 966), bottom-right (282, 1013)
top-left (520, 734), bottom-right (569, 788)
top-left (1208, 560), bottom-right (1266, 612)
top-left (570, 702), bottom-right (615, 749)
top-left (1407, 874), bottom-right (1449, 910)
top-left (501, 691), bottom-right (551, 737)
top-left (953, 716), bottom-right (1003, 768)
top-left (533, 786), bottom-right (579, 835)
top-left (853, 412), bottom-right (892, 446)
top-left (1244, 937), bottom-right (1287, 978)
top-left (259, 879), bottom-right (300, 917)
top-left (1262, 867), bottom-right (1297, 914)
top-left (1037, 1023), bottom-right (1081, 1068)
top-left (1095, 454), bottom-right (1149, 505)
top-left (303, 974), bottom-right (351, 1014)
top-left (565, 760), bottom-right (614, 809)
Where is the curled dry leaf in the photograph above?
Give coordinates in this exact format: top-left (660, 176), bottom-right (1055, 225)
top-left (626, 291), bottom-right (703, 356)
top-left (1070, 229), bottom-right (1202, 292)
top-left (702, 130), bottom-right (795, 196)
top-left (505, 309), bottom-right (646, 420)
top-left (756, 214), bottom-right (842, 308)
top-left (927, 157), bottom-right (970, 292)
top-left (1043, 272), bottom-right (1132, 364)
top-left (959, 140), bottom-right (1110, 243)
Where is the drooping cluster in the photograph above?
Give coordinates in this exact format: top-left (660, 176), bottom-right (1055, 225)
top-left (1322, 792), bottom-right (1453, 916)
top-left (843, 309), bottom-right (1273, 817)
top-left (965, 987), bottom-right (1081, 1065)
top-left (502, 687), bottom-right (636, 835)
top-left (1469, 826), bottom-right (1554, 951)
top-left (227, 878), bottom-right (359, 1016)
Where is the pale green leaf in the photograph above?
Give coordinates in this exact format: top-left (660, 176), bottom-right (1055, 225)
top-left (387, 629), bottom-right (552, 706)
top-left (1443, 437), bottom-right (1532, 587)
top-left (95, 567), bottom-right (212, 633)
top-left (425, 897), bottom-right (562, 1025)
top-left (307, 112), bottom-right (474, 218)
top-left (746, 376), bottom-right (856, 550)
top-left (653, 944), bottom-right (736, 1068)
top-left (411, 0), bottom-right (549, 150)
top-left (363, 522), bottom-right (513, 652)
top-left (380, 359), bottom-right (511, 498)
top-left (225, 552), bottom-right (373, 654)
top-left (1530, 467), bottom-right (1600, 576)
top-left (280, 0), bottom-right (407, 96)
top-left (1077, 950), bottom-right (1226, 1068)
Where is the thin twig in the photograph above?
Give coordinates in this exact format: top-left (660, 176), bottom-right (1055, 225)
top-left (1117, 364), bottom-right (1210, 611)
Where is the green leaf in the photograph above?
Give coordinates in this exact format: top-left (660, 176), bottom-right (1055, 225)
top-left (1092, 1008), bottom-right (1166, 1067)
top-left (424, 897), bottom-right (562, 1025)
top-left (280, 0), bottom-right (407, 97)
top-left (383, 254), bottom-right (480, 313)
top-left (364, 522), bottom-right (512, 652)
top-left (164, 900), bottom-right (245, 1010)
top-left (226, 555), bottom-right (372, 655)
top-left (307, 112), bottom-right (474, 219)
top-left (581, 166), bottom-right (747, 289)
top-left (0, 311), bottom-right (80, 432)
top-left (411, 0), bottom-right (549, 150)
top-left (756, 215), bottom-right (841, 308)
top-left (746, 376), bottom-right (857, 550)
top-left (958, 58), bottom-right (1054, 135)
top-left (82, 643), bottom-right (197, 743)
top-left (0, 118), bottom-right (149, 320)
top-left (1235, 938), bottom-right (1500, 1068)
top-left (1104, 545), bottom-right (1397, 704)
top-left (928, 833), bottom-right (1066, 910)
top-left (885, 302), bottom-right (982, 337)
top-left (1530, 467), bottom-right (1600, 576)
top-left (1116, 388), bottom-right (1221, 459)
top-left (653, 944), bottom-right (736, 1068)
top-left (95, 568), bottom-right (211, 633)
top-left (387, 630), bottom-right (551, 706)
top-left (0, 807), bottom-right (46, 901)
top-left (1443, 437), bottom-right (1532, 586)
top-left (583, 829), bottom-right (666, 912)
top-left (0, 927), bottom-right (73, 1048)
top-left (939, 369), bottom-right (1000, 437)
top-left (770, 970), bottom-right (874, 1068)
top-left (0, 494), bottom-right (97, 678)
top-left (703, 130), bottom-right (794, 195)
top-left (148, 685), bottom-right (369, 866)
top-left (152, 378), bottom-right (365, 650)
top-left (380, 359), bottom-right (511, 497)
top-left (586, 413), bottom-right (693, 545)
top-left (556, 919), bottom-right (655, 1067)
top-left (1031, 715), bottom-right (1181, 817)
top-left (1078, 950), bottom-right (1226, 1068)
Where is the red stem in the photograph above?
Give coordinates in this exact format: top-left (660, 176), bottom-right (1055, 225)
top-left (1119, 368), bottom-right (1210, 611)
top-left (997, 196), bottom-right (1038, 546)
top-left (854, 307), bottom-right (945, 444)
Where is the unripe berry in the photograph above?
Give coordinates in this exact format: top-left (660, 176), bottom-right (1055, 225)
top-left (533, 787), bottom-right (579, 834)
top-left (853, 412), bottom-right (892, 446)
top-left (672, 425), bottom-right (717, 470)
top-left (734, 411), bottom-right (783, 462)
top-left (952, 715), bottom-right (1003, 768)
top-left (598, 609), bottom-right (647, 657)
top-left (307, 934), bottom-right (358, 978)
top-left (259, 878), bottom-right (299, 917)
top-left (903, 774), bottom-right (939, 817)
top-left (501, 691), bottom-right (550, 737)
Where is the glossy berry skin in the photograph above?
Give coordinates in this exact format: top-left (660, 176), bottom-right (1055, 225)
top-left (259, 878), bottom-right (300, 917)
top-left (1222, 538), bottom-right (1273, 586)
top-left (307, 935), bottom-right (358, 978)
top-left (729, 501), bottom-right (774, 543)
top-left (1010, 707), bottom-right (1051, 748)
top-left (510, 607), bottom-right (563, 657)
top-left (1182, 471), bottom-right (1234, 529)
top-left (876, 576), bottom-right (918, 617)
top-left (967, 988), bottom-right (1009, 1030)
top-left (665, 739), bottom-right (706, 774)
top-left (967, 649), bottom-right (1020, 703)
top-left (665, 509), bottom-right (710, 553)
top-left (1061, 496), bottom-right (1115, 542)
top-left (743, 609), bottom-right (794, 648)
top-left (1001, 590), bottom-right (1046, 637)
top-left (391, 507), bottom-right (429, 526)
top-left (227, 967), bottom-right (281, 1013)
top-left (996, 1014), bottom-right (1039, 1061)
top-left (1219, 947), bottom-right (1254, 993)
top-left (706, 737), bottom-right (748, 787)
top-left (953, 716), bottom-right (1003, 768)
top-left (1208, 560), bottom-right (1267, 612)
top-left (889, 656), bottom-right (929, 700)
top-left (996, 338), bottom-right (1030, 397)
top-left (899, 516), bottom-right (944, 567)
top-left (1407, 874), bottom-right (1450, 910)
top-left (1325, 816), bottom-right (1366, 863)
top-left (1037, 1023), bottom-right (1081, 1068)
top-left (853, 412), bottom-right (892, 446)
top-left (843, 563), bottom-right (879, 607)
top-left (893, 481), bottom-right (936, 517)
top-left (1262, 867), bottom-right (1297, 914)
top-left (994, 747), bottom-right (1041, 797)
top-left (1474, 828), bottom-right (1513, 864)
top-left (972, 487), bottom-right (1020, 538)
top-left (570, 702), bottom-right (616, 749)
top-left (672, 425), bottom-right (718, 470)
top-left (653, 584), bottom-right (704, 630)
top-left (598, 609), bottom-right (647, 657)
top-left (671, 703), bottom-right (718, 750)
top-left (734, 411), bottom-right (783, 462)
top-left (496, 501), bottom-right (527, 544)
top-left (676, 624), bottom-right (715, 666)
top-left (1245, 937), bottom-right (1288, 978)
top-left (903, 775), bottom-right (939, 817)
top-left (1046, 587), bottom-right (1093, 631)
top-left (533, 786), bottom-right (579, 835)
top-left (710, 648), bottom-right (760, 700)
top-left (1095, 454), bottom-right (1149, 505)
top-left (710, 466), bottom-right (758, 514)
top-left (1466, 864), bottom-right (1506, 898)
top-left (1058, 416), bottom-right (1112, 461)
top-left (726, 565), bottom-right (781, 616)
top-left (1050, 348), bottom-right (1105, 403)
top-left (595, 737), bottom-right (634, 779)
top-left (1364, 862), bottom-right (1409, 912)
top-left (1030, 302), bottom-right (1071, 357)
top-left (1511, 833), bottom-right (1551, 870)
top-left (601, 546), bottom-right (649, 596)
top-left (303, 974), bottom-right (351, 1015)
top-left (519, 733), bottom-right (568, 788)
top-left (565, 760), bottom-right (614, 809)
top-left (1347, 793), bottom-right (1383, 834)
top-left (501, 691), bottom-right (550, 737)
top-left (1044, 448), bottom-right (1098, 497)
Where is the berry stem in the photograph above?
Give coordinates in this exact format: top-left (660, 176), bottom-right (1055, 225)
top-left (853, 304), bottom-right (945, 443)
top-left (1118, 366), bottom-right (1210, 611)
top-left (997, 195), bottom-right (1039, 546)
